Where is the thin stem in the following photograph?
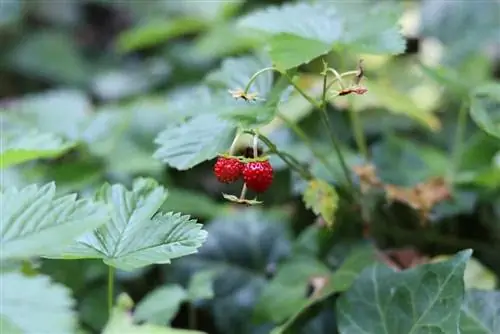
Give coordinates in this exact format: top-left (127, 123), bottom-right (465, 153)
top-left (107, 266), bottom-right (115, 315)
top-left (276, 111), bottom-right (338, 180)
top-left (319, 71), bottom-right (355, 192)
top-left (447, 101), bottom-right (468, 184)
top-left (252, 133), bottom-right (259, 157)
top-left (244, 67), bottom-right (278, 94)
top-left (325, 70), bottom-right (358, 92)
top-left (347, 106), bottom-right (369, 160)
top-left (239, 184), bottom-right (248, 200)
top-left (228, 129), bottom-right (242, 155)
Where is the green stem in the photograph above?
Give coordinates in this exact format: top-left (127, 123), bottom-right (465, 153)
top-left (228, 129), bottom-right (242, 155)
top-left (244, 67), bottom-right (278, 94)
top-left (245, 130), bottom-right (312, 180)
top-left (325, 70), bottom-right (359, 92)
top-left (107, 266), bottom-right (115, 315)
top-left (239, 183), bottom-right (248, 200)
top-left (347, 106), bottom-right (369, 160)
top-left (319, 71), bottom-right (355, 192)
top-left (276, 111), bottom-right (338, 180)
top-left (447, 101), bottom-right (468, 184)
top-left (285, 73), bottom-right (322, 109)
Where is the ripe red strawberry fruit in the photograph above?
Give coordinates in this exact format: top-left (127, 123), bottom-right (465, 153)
top-left (243, 158), bottom-right (274, 193)
top-left (213, 155), bottom-right (244, 184)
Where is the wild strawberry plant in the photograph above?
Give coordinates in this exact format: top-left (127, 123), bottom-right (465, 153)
top-left (1, 1), bottom-right (500, 333)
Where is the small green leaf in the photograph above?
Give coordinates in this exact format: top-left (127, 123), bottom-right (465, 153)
top-left (1, 183), bottom-right (109, 260)
top-left (470, 83), bottom-right (500, 140)
top-left (460, 290), bottom-right (500, 334)
top-left (104, 293), bottom-right (206, 334)
top-left (0, 129), bottom-right (75, 168)
top-left (154, 113), bottom-right (237, 170)
top-left (116, 18), bottom-right (207, 53)
top-left (0, 272), bottom-right (77, 334)
top-left (337, 249), bottom-right (472, 334)
top-left (302, 179), bottom-right (339, 228)
top-left (187, 269), bottom-right (217, 301)
top-left (47, 178), bottom-right (207, 271)
top-left (134, 285), bottom-right (187, 325)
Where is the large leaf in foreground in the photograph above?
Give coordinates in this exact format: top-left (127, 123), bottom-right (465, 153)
top-left (238, 2), bottom-right (405, 70)
top-left (48, 179), bottom-right (207, 271)
top-left (171, 209), bottom-right (292, 334)
top-left (0, 272), bottom-right (77, 334)
top-left (0, 183), bottom-right (108, 260)
top-left (469, 83), bottom-right (500, 140)
top-left (154, 113), bottom-right (237, 170)
top-left (460, 290), bottom-right (500, 334)
top-left (0, 129), bottom-right (75, 168)
top-left (337, 249), bottom-right (472, 334)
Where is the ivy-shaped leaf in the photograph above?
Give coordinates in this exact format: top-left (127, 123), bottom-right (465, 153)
top-left (154, 113), bottom-right (237, 170)
top-left (302, 179), bottom-right (339, 228)
top-left (469, 83), bottom-right (500, 140)
top-left (337, 249), bottom-right (472, 334)
top-left (0, 272), bottom-right (77, 334)
top-left (460, 289), bottom-right (500, 334)
top-left (0, 183), bottom-right (108, 260)
top-left (238, 2), bottom-right (405, 70)
top-left (0, 129), bottom-right (75, 168)
top-left (47, 178), bottom-right (207, 271)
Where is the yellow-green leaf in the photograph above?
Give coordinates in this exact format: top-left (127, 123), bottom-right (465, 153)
top-left (302, 179), bottom-right (339, 228)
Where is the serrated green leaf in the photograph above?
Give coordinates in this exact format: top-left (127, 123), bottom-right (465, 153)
top-left (205, 54), bottom-right (273, 96)
top-left (0, 272), bottom-right (77, 334)
top-left (0, 129), bottom-right (75, 168)
top-left (47, 179), bottom-right (207, 271)
top-left (116, 18), bottom-right (207, 53)
top-left (337, 249), bottom-right (472, 334)
top-left (154, 113), bottom-right (237, 170)
top-left (187, 269), bottom-right (217, 301)
top-left (470, 83), bottom-right (500, 140)
top-left (0, 183), bottom-right (108, 260)
top-left (238, 2), bottom-right (405, 70)
top-left (460, 290), bottom-right (500, 334)
top-left (253, 256), bottom-right (331, 324)
top-left (302, 179), bottom-right (339, 228)
top-left (134, 285), bottom-right (187, 325)
top-left (104, 293), bottom-right (206, 334)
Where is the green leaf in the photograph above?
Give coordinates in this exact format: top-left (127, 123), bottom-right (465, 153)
top-left (172, 209), bottom-right (292, 334)
top-left (161, 188), bottom-right (224, 219)
top-left (47, 178), bottom-right (207, 271)
top-left (0, 183), bottom-right (108, 260)
top-left (205, 54), bottom-right (273, 96)
top-left (469, 83), bottom-right (500, 140)
top-left (187, 269), bottom-right (217, 301)
top-left (104, 293), bottom-right (206, 334)
top-left (337, 249), bottom-right (472, 334)
top-left (116, 18), bottom-right (207, 53)
top-left (0, 129), bottom-right (75, 168)
top-left (302, 179), bottom-right (339, 228)
top-left (460, 290), bottom-right (500, 334)
top-left (134, 285), bottom-right (187, 325)
top-left (238, 2), bottom-right (405, 70)
top-left (254, 256), bottom-right (330, 324)
top-left (0, 272), bottom-right (77, 334)
top-left (154, 113), bottom-right (237, 170)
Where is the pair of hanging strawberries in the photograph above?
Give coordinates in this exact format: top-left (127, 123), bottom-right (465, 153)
top-left (213, 154), bottom-right (273, 193)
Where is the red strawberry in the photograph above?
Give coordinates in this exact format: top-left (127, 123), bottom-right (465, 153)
top-left (213, 156), bottom-right (243, 184)
top-left (243, 158), bottom-right (274, 193)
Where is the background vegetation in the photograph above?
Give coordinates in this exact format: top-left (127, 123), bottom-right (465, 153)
top-left (1, 0), bottom-right (499, 333)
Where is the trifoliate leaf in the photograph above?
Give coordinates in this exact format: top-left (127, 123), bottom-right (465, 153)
top-left (0, 129), bottom-right (75, 168)
top-left (470, 83), bottom-right (500, 140)
top-left (205, 54), bottom-right (273, 96)
top-left (0, 183), bottom-right (108, 260)
top-left (302, 179), bottom-right (339, 228)
top-left (47, 179), bottom-right (207, 271)
top-left (337, 249), bottom-right (472, 334)
top-left (104, 293), bottom-right (206, 334)
top-left (238, 2), bottom-right (405, 70)
top-left (154, 113), bottom-right (237, 170)
top-left (0, 272), bottom-right (77, 334)
top-left (460, 290), bottom-right (500, 334)
top-left (134, 285), bottom-right (187, 325)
